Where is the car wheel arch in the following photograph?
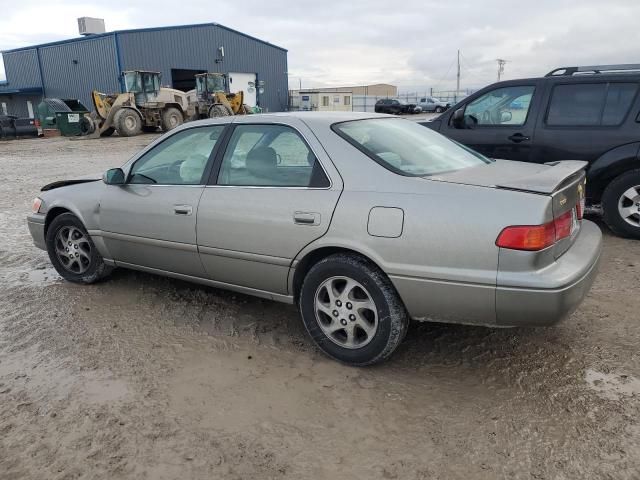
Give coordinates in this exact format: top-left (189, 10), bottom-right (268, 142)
top-left (290, 245), bottom-right (387, 303)
top-left (587, 141), bottom-right (640, 202)
top-left (44, 206), bottom-right (74, 236)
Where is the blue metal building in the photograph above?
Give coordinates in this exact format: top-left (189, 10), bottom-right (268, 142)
top-left (0, 23), bottom-right (288, 118)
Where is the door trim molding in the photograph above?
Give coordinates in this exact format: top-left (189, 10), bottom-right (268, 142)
top-left (198, 245), bottom-right (291, 267)
top-left (90, 229), bottom-right (198, 252)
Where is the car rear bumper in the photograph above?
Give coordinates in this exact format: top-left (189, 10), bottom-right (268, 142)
top-left (495, 220), bottom-right (602, 326)
top-left (390, 220), bottom-right (602, 328)
top-left (27, 213), bottom-right (47, 250)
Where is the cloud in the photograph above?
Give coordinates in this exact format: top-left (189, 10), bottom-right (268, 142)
top-left (1, 0), bottom-right (638, 90)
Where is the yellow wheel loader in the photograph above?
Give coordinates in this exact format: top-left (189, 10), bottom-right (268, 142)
top-left (186, 73), bottom-right (253, 119)
top-left (80, 71), bottom-right (189, 137)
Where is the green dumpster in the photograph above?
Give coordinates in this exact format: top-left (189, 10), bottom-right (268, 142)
top-left (36, 98), bottom-right (90, 136)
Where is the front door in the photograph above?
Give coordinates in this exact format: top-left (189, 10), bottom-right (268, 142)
top-left (197, 118), bottom-right (342, 294)
top-left (99, 124), bottom-right (226, 276)
top-left (442, 82), bottom-right (540, 162)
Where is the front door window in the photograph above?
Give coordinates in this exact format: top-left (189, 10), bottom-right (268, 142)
top-left (464, 85), bottom-right (535, 126)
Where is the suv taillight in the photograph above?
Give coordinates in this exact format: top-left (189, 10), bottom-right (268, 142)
top-left (496, 209), bottom-right (576, 251)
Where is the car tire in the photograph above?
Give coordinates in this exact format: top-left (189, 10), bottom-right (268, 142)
top-left (299, 253), bottom-right (409, 366)
top-left (45, 213), bottom-right (114, 284)
top-left (435, 106), bottom-right (444, 113)
top-left (160, 107), bottom-right (183, 132)
top-left (602, 169), bottom-right (640, 239)
top-left (114, 108), bottom-right (142, 137)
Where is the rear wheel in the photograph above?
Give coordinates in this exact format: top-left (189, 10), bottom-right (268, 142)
top-left (208, 104), bottom-right (230, 118)
top-left (113, 108), bottom-right (142, 137)
top-left (299, 253), bottom-right (409, 366)
top-left (160, 107), bottom-right (183, 132)
top-left (435, 106), bottom-right (444, 113)
top-left (45, 213), bottom-right (113, 284)
top-left (602, 169), bottom-right (640, 239)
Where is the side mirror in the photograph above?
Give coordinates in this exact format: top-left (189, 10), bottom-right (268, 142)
top-left (452, 108), bottom-right (465, 129)
top-left (500, 111), bottom-right (513, 123)
top-left (103, 168), bottom-right (125, 185)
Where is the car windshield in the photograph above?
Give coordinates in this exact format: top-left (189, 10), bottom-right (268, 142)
top-left (333, 118), bottom-right (492, 176)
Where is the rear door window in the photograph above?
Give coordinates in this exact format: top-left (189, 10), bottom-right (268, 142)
top-left (546, 83), bottom-right (638, 126)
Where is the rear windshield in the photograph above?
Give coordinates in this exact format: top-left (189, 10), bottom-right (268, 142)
top-left (333, 118), bottom-right (492, 176)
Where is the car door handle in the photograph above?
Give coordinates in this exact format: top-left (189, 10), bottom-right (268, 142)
top-left (293, 212), bottom-right (320, 226)
top-left (508, 133), bottom-right (530, 143)
top-left (173, 204), bottom-right (193, 215)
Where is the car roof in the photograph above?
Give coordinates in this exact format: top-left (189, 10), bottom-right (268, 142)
top-left (182, 111), bottom-right (390, 129)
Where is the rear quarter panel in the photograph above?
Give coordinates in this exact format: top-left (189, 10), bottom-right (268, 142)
top-left (296, 120), bottom-right (553, 325)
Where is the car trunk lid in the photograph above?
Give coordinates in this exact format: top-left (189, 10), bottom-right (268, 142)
top-left (428, 159), bottom-right (587, 194)
top-left (429, 159), bottom-right (587, 257)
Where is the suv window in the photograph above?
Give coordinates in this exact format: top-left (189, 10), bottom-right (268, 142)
top-left (464, 85), bottom-right (535, 126)
top-left (218, 124), bottom-right (329, 188)
top-left (547, 83), bottom-right (638, 126)
top-left (129, 126), bottom-right (224, 185)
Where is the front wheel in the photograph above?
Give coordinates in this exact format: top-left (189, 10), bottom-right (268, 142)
top-left (602, 169), bottom-right (640, 239)
top-left (299, 253), bottom-right (409, 366)
top-left (46, 213), bottom-right (113, 284)
top-left (161, 107), bottom-right (183, 132)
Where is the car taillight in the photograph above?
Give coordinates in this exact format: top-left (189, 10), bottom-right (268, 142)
top-left (496, 209), bottom-right (576, 251)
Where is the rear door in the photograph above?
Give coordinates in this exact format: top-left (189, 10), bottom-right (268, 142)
top-left (530, 78), bottom-right (640, 164)
top-left (440, 80), bottom-right (544, 162)
top-left (196, 117), bottom-right (343, 294)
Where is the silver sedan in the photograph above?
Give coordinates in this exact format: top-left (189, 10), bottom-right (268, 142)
top-left (27, 112), bottom-right (602, 365)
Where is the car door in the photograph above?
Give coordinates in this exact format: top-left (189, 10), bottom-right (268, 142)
top-left (531, 78), bottom-right (640, 164)
top-left (196, 117), bottom-right (343, 295)
top-left (99, 124), bottom-right (227, 276)
top-left (440, 81), bottom-right (543, 161)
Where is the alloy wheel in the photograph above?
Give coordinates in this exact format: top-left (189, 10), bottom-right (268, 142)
top-left (54, 226), bottom-right (92, 274)
top-left (618, 185), bottom-right (640, 227)
top-left (314, 276), bottom-right (378, 349)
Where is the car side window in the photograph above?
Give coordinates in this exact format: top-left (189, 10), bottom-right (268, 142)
top-left (546, 83), bottom-right (638, 127)
top-left (217, 124), bottom-right (330, 188)
top-left (129, 126), bottom-right (224, 185)
top-left (464, 85), bottom-right (535, 126)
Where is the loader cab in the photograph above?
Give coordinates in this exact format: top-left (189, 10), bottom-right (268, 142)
top-left (122, 71), bottom-right (161, 103)
top-left (195, 73), bottom-right (227, 100)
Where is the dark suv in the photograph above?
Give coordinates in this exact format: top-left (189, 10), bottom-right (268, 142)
top-left (375, 99), bottom-right (419, 115)
top-left (423, 64), bottom-right (640, 239)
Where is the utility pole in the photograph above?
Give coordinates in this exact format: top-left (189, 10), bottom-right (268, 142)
top-left (456, 49), bottom-right (461, 94)
top-left (497, 59), bottom-right (507, 81)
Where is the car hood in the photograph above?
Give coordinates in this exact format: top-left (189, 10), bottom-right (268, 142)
top-left (428, 159), bottom-right (588, 194)
top-left (41, 173), bottom-right (102, 191)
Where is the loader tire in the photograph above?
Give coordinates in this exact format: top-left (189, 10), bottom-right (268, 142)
top-left (79, 116), bottom-right (95, 135)
top-left (161, 107), bottom-right (183, 132)
top-left (114, 109), bottom-right (142, 137)
top-left (208, 105), bottom-right (230, 118)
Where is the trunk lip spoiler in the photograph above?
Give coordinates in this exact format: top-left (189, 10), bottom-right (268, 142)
top-left (494, 160), bottom-right (588, 195)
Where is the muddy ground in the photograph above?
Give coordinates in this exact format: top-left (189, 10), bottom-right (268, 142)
top-left (0, 135), bottom-right (639, 480)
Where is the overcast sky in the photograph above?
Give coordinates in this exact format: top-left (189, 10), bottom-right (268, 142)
top-left (1, 0), bottom-right (638, 92)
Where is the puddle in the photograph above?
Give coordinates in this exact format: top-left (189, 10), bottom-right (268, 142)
top-left (3, 265), bottom-right (62, 287)
top-left (585, 369), bottom-right (640, 401)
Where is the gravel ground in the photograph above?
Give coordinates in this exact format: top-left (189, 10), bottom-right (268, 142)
top-left (0, 135), bottom-right (639, 480)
